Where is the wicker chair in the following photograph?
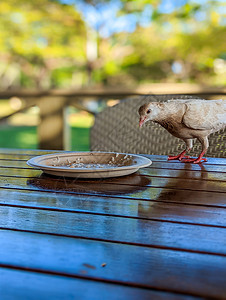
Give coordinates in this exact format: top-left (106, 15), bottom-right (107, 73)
top-left (90, 94), bottom-right (226, 158)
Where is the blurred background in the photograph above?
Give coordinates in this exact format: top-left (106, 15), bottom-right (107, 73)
top-left (0, 0), bottom-right (225, 150)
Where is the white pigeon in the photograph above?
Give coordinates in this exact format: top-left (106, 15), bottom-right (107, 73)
top-left (138, 99), bottom-right (226, 163)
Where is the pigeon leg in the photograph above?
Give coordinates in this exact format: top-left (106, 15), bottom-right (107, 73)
top-left (168, 139), bottom-right (193, 161)
top-left (194, 151), bottom-right (207, 163)
top-left (168, 149), bottom-right (189, 161)
top-left (182, 137), bottom-right (208, 163)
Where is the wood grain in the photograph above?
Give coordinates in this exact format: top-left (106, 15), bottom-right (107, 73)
top-left (0, 206), bottom-right (225, 255)
top-left (1, 268), bottom-right (183, 300)
top-left (0, 229), bottom-right (224, 298)
top-left (0, 149), bottom-right (225, 298)
top-left (0, 189), bottom-right (225, 227)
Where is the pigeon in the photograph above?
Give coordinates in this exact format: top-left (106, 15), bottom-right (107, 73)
top-left (138, 99), bottom-right (226, 163)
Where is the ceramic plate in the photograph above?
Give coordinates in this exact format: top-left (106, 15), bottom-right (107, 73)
top-left (27, 151), bottom-right (152, 178)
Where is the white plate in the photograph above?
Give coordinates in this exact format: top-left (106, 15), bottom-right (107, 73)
top-left (27, 151), bottom-right (152, 178)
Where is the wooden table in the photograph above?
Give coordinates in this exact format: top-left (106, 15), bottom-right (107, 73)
top-left (0, 148), bottom-right (225, 299)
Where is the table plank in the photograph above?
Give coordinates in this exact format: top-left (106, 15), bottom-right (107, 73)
top-left (0, 149), bottom-right (225, 165)
top-left (0, 206), bottom-right (226, 255)
top-left (149, 163), bottom-right (226, 172)
top-left (143, 167), bottom-right (226, 181)
top-left (0, 149), bottom-right (226, 173)
top-left (0, 165), bottom-right (225, 182)
top-left (0, 189), bottom-right (226, 227)
top-left (1, 161), bottom-right (225, 173)
top-left (1, 174), bottom-right (226, 207)
top-left (1, 268), bottom-right (178, 300)
top-left (0, 229), bottom-right (224, 298)
top-left (144, 154), bottom-right (226, 165)
top-left (0, 172), bottom-right (225, 194)
top-left (0, 148), bottom-right (57, 155)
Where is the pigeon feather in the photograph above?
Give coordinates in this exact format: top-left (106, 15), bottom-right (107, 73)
top-left (138, 99), bottom-right (226, 163)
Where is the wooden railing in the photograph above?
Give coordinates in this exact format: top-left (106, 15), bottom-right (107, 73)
top-left (0, 84), bottom-right (225, 150)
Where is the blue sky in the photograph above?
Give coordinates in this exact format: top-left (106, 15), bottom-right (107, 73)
top-left (60, 0), bottom-right (225, 37)
top-left (76, 0), bottom-right (138, 36)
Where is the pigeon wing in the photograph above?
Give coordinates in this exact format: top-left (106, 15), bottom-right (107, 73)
top-left (182, 100), bottom-right (226, 131)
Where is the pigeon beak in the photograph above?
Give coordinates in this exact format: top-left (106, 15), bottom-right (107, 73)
top-left (139, 116), bottom-right (146, 128)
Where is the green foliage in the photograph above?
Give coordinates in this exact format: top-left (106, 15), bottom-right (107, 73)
top-left (0, 0), bottom-right (225, 88)
top-left (0, 0), bottom-right (86, 88)
top-left (120, 0), bottom-right (160, 13)
top-left (117, 3), bottom-right (226, 85)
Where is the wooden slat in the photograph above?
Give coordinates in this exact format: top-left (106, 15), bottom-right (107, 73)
top-left (149, 162), bottom-right (226, 173)
top-left (0, 189), bottom-right (225, 227)
top-left (0, 152), bottom-right (225, 175)
top-left (0, 164), bottom-right (226, 182)
top-left (0, 150), bottom-right (225, 165)
top-left (146, 155), bottom-right (226, 165)
top-left (0, 155), bottom-right (225, 191)
top-left (0, 268), bottom-right (180, 300)
top-left (1, 173), bottom-right (226, 193)
top-left (0, 168), bottom-right (41, 177)
top-left (0, 229), bottom-right (225, 298)
top-left (0, 172), bottom-right (225, 197)
top-left (0, 160), bottom-right (225, 177)
top-left (0, 206), bottom-right (225, 255)
top-left (0, 148), bottom-right (58, 155)
top-left (0, 84), bottom-right (225, 98)
top-left (0, 175), bottom-right (225, 207)
top-left (143, 169), bottom-right (226, 181)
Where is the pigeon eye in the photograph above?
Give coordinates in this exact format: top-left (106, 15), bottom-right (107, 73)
top-left (146, 109), bottom-right (151, 114)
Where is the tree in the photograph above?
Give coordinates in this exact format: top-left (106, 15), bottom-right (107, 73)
top-left (0, 0), bottom-right (86, 89)
top-left (0, 0), bottom-right (225, 88)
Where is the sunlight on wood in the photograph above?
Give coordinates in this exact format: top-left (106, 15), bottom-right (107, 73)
top-left (107, 99), bottom-right (120, 107)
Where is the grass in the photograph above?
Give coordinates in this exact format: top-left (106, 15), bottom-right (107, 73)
top-left (0, 126), bottom-right (38, 149)
top-left (0, 125), bottom-right (91, 150)
top-left (0, 101), bottom-right (93, 150)
top-left (71, 126), bottom-right (90, 151)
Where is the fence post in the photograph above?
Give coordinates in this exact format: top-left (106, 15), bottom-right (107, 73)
top-left (38, 96), bottom-right (70, 150)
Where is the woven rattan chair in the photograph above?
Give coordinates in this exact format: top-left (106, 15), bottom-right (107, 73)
top-left (90, 94), bottom-right (226, 158)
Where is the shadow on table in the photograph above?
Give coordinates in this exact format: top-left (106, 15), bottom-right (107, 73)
top-left (27, 172), bottom-right (151, 196)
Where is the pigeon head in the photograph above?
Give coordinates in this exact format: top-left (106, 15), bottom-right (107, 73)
top-left (139, 102), bottom-right (163, 127)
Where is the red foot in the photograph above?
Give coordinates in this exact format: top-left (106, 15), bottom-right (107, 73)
top-left (182, 157), bottom-right (207, 164)
top-left (168, 150), bottom-right (189, 161)
top-left (182, 152), bottom-right (207, 163)
top-left (168, 155), bottom-right (190, 161)
top-left (182, 150), bottom-right (207, 164)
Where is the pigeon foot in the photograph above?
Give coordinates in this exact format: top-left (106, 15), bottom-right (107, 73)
top-left (168, 150), bottom-right (190, 161)
top-left (181, 157), bottom-right (207, 164)
top-left (181, 150), bottom-right (207, 164)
